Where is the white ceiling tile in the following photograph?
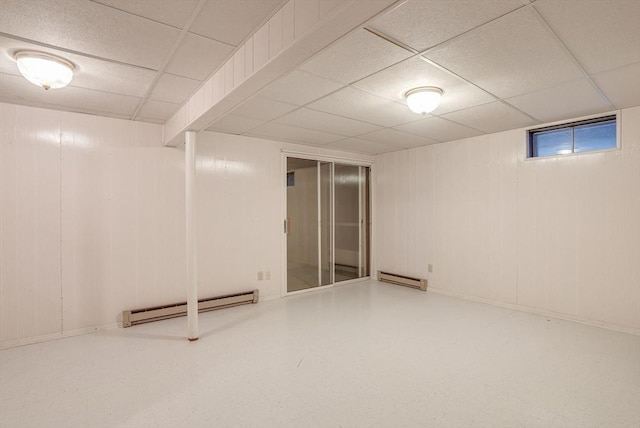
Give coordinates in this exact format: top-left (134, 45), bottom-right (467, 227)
top-left (148, 73), bottom-right (201, 104)
top-left (0, 36), bottom-right (156, 97)
top-left (92, 0), bottom-right (199, 29)
top-left (369, 0), bottom-right (525, 51)
top-left (135, 117), bottom-right (165, 124)
top-left (275, 108), bottom-right (381, 137)
top-left (0, 72), bottom-right (140, 117)
top-left (534, 0), bottom-right (640, 74)
top-left (306, 87), bottom-right (422, 127)
top-left (506, 78), bottom-right (612, 123)
top-left (248, 122), bottom-right (345, 145)
top-left (359, 128), bottom-right (438, 149)
top-left (359, 127), bottom-right (426, 146)
top-left (190, 0), bottom-right (283, 46)
top-left (592, 63), bottom-right (640, 110)
top-left (206, 114), bottom-right (265, 134)
top-left (299, 29), bottom-right (412, 84)
top-left (231, 96), bottom-right (298, 121)
top-left (326, 138), bottom-right (405, 155)
top-left (259, 70), bottom-right (344, 105)
top-left (165, 32), bottom-right (234, 81)
top-left (442, 101), bottom-right (538, 133)
top-left (395, 116), bottom-right (484, 142)
top-left (353, 57), bottom-right (495, 115)
top-left (0, 0), bottom-right (180, 69)
top-left (138, 99), bottom-right (179, 121)
top-left (319, 0), bottom-right (342, 18)
top-left (426, 7), bottom-right (583, 98)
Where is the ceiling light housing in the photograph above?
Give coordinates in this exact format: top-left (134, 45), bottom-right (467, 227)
top-left (14, 51), bottom-right (74, 90)
top-left (405, 86), bottom-right (443, 115)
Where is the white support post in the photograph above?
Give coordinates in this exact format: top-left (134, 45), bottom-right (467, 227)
top-left (185, 131), bottom-right (198, 341)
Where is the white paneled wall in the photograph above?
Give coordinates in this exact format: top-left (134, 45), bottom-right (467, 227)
top-left (375, 107), bottom-right (640, 333)
top-left (0, 103), bottom-right (373, 347)
top-left (1, 103), bottom-right (185, 347)
top-left (195, 132), bottom-right (284, 300)
top-left (195, 132), bottom-right (373, 300)
top-left (0, 104), bottom-right (184, 346)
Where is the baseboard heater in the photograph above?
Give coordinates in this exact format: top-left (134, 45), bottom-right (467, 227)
top-left (122, 289), bottom-right (259, 328)
top-left (377, 271), bottom-right (427, 291)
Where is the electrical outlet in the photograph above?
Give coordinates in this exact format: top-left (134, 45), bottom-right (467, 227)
top-left (257, 271), bottom-right (263, 281)
top-left (428, 264), bottom-right (433, 273)
top-left (265, 271), bottom-right (271, 280)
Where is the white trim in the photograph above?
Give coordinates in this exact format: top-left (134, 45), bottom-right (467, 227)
top-left (282, 152), bottom-right (374, 297)
top-left (1, 323), bottom-right (121, 350)
top-left (281, 152), bottom-right (288, 298)
top-left (334, 276), bottom-right (371, 287)
top-left (525, 110), bottom-right (621, 161)
top-left (427, 286), bottom-right (639, 336)
top-left (317, 162), bottom-right (322, 286)
top-left (286, 283), bottom-right (333, 296)
top-left (281, 149), bottom-right (373, 167)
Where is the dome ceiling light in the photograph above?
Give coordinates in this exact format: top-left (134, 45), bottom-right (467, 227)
top-left (14, 51), bottom-right (74, 90)
top-left (405, 86), bottom-right (443, 115)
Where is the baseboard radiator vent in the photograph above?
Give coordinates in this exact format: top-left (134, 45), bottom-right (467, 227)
top-left (377, 271), bottom-right (427, 291)
top-left (123, 289), bottom-right (259, 328)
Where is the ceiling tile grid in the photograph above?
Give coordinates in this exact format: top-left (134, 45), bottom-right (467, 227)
top-left (424, 6), bottom-right (584, 100)
top-left (326, 137), bottom-right (407, 155)
top-left (592, 63), bottom-right (640, 110)
top-left (258, 70), bottom-right (345, 106)
top-left (0, 0), bottom-right (285, 123)
top-left (0, 72), bottom-right (140, 118)
top-left (92, 0), bottom-right (200, 29)
top-left (247, 121), bottom-right (345, 146)
top-left (1, 0), bottom-right (638, 155)
top-left (394, 116), bottom-right (485, 142)
top-left (441, 101), bottom-right (538, 134)
top-left (137, 99), bottom-right (180, 122)
top-left (352, 56), bottom-right (495, 115)
top-left (368, 0), bottom-right (526, 52)
top-left (164, 32), bottom-right (235, 81)
top-left (0, 0), bottom-right (181, 70)
top-left (206, 113), bottom-right (265, 135)
top-left (148, 73), bottom-right (201, 105)
top-left (358, 128), bottom-right (439, 149)
top-left (189, 0), bottom-right (284, 47)
top-left (306, 86), bottom-right (424, 128)
top-left (299, 28), bottom-right (413, 85)
top-left (231, 96), bottom-right (298, 122)
top-left (533, 0), bottom-right (640, 75)
top-left (506, 78), bottom-right (616, 123)
top-left (274, 108), bottom-right (382, 137)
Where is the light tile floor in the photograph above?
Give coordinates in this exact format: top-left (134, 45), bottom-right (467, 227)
top-left (1, 280), bottom-right (639, 428)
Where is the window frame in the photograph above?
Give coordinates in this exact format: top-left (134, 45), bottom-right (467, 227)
top-left (526, 112), bottom-right (620, 160)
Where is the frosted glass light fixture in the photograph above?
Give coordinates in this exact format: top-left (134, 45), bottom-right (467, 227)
top-left (15, 51), bottom-right (74, 90)
top-left (405, 86), bottom-right (443, 115)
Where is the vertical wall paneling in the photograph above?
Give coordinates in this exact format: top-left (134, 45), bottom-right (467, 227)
top-left (0, 104), bottom-right (62, 342)
top-left (375, 107), bottom-right (640, 332)
top-left (0, 104), bottom-right (183, 347)
top-left (1, 103), bottom-right (372, 347)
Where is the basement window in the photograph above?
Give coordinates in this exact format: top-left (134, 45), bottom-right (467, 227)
top-left (528, 115), bottom-right (617, 158)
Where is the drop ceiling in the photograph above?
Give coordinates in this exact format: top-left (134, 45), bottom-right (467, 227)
top-left (1, 0), bottom-right (639, 155)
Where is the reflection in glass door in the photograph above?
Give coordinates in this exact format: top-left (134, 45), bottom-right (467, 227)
top-left (334, 164), bottom-right (370, 282)
top-left (286, 157), bottom-right (370, 293)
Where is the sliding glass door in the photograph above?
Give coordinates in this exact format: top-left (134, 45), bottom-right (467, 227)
top-left (286, 157), bottom-right (370, 293)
